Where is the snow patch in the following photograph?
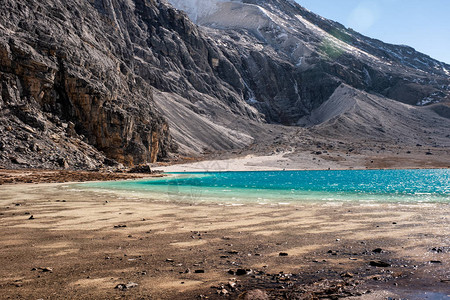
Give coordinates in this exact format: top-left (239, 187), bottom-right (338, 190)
top-left (416, 92), bottom-right (441, 106)
top-left (294, 15), bottom-right (379, 62)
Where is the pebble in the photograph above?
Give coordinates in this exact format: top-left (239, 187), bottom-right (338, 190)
top-left (218, 288), bottom-right (228, 295)
top-left (341, 272), bottom-right (354, 278)
top-left (279, 252), bottom-right (288, 257)
top-left (430, 260), bottom-right (442, 264)
top-left (28, 215), bottom-right (34, 220)
top-left (194, 270), bottom-right (205, 273)
top-left (115, 282), bottom-right (138, 290)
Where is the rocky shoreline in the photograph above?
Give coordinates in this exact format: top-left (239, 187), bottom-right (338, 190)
top-left (0, 168), bottom-right (163, 185)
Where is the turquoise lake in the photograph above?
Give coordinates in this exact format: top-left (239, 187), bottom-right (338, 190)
top-left (77, 169), bottom-right (450, 204)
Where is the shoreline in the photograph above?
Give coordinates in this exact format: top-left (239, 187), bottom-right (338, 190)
top-left (1, 153), bottom-right (449, 299)
top-left (154, 150), bottom-right (450, 173)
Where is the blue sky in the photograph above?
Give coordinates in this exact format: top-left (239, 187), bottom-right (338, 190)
top-left (296, 0), bottom-right (450, 64)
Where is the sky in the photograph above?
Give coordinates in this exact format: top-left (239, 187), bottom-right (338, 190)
top-left (296, 0), bottom-right (450, 64)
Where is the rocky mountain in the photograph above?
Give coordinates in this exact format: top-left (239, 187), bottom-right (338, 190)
top-left (0, 0), bottom-right (449, 169)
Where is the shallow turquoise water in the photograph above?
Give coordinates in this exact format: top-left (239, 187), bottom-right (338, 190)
top-left (77, 169), bottom-right (449, 204)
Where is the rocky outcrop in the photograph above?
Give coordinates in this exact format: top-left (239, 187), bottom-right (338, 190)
top-left (0, 0), bottom-right (176, 168)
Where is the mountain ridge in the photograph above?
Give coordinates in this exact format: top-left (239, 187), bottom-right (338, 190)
top-left (0, 0), bottom-right (449, 169)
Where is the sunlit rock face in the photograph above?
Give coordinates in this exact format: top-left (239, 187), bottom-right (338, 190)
top-left (167, 0), bottom-right (449, 124)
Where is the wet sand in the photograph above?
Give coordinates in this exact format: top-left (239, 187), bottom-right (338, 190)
top-left (0, 182), bottom-right (449, 299)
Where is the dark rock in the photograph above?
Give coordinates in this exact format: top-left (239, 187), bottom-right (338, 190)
top-left (194, 270), bottom-right (205, 273)
top-left (128, 165), bottom-right (153, 174)
top-left (372, 248), bottom-right (383, 253)
top-left (56, 158), bottom-right (69, 169)
top-left (236, 269), bottom-right (249, 276)
top-left (28, 215), bottom-right (34, 220)
top-left (115, 282), bottom-right (138, 291)
top-left (113, 224), bottom-right (127, 228)
top-left (369, 260), bottom-right (391, 267)
top-left (279, 252), bottom-right (289, 257)
top-left (430, 260), bottom-right (442, 264)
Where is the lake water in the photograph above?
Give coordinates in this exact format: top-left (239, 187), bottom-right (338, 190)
top-left (75, 169), bottom-right (450, 204)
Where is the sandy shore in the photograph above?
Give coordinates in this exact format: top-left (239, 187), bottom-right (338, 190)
top-left (0, 181), bottom-right (449, 299)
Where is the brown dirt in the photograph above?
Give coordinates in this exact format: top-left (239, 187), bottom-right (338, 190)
top-left (0, 183), bottom-right (448, 299)
top-left (0, 169), bottom-right (161, 185)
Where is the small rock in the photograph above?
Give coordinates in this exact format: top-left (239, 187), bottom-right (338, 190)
top-left (115, 282), bottom-right (138, 290)
top-left (279, 252), bottom-right (288, 257)
top-left (430, 260), bottom-right (442, 264)
top-left (165, 258), bottom-right (174, 262)
top-left (28, 215), bottom-right (34, 220)
top-left (369, 260), bottom-right (391, 267)
top-left (341, 272), bottom-right (354, 278)
top-left (32, 267), bottom-right (52, 272)
top-left (236, 269), bottom-right (248, 276)
top-left (194, 270), bottom-right (205, 273)
top-left (128, 165), bottom-right (152, 174)
top-left (218, 288), bottom-right (228, 295)
top-left (114, 224), bottom-right (127, 228)
top-left (372, 248), bottom-right (383, 253)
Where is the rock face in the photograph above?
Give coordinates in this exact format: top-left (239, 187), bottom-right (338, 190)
top-left (168, 0), bottom-right (450, 124)
top-left (1, 0), bottom-right (449, 169)
top-left (0, 0), bottom-right (176, 168)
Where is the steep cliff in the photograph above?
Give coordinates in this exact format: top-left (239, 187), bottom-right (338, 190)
top-left (0, 0), bottom-right (177, 169)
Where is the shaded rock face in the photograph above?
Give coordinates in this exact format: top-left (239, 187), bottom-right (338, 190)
top-left (0, 0), bottom-right (177, 168)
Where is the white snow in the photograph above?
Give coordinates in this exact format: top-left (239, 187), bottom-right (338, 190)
top-left (294, 14), bottom-right (380, 62)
